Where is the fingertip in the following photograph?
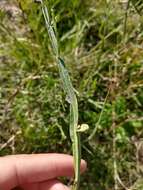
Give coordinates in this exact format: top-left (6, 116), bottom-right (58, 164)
top-left (40, 179), bottom-right (70, 190)
top-left (81, 159), bottom-right (87, 173)
top-left (53, 183), bottom-right (70, 190)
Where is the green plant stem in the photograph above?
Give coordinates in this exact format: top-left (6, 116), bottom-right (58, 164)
top-left (39, 1), bottom-right (81, 189)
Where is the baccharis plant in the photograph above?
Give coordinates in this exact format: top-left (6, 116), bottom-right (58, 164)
top-left (36, 0), bottom-right (89, 189)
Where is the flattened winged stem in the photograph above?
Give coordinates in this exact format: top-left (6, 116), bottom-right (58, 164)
top-left (40, 0), bottom-right (58, 56)
top-left (38, 1), bottom-right (81, 189)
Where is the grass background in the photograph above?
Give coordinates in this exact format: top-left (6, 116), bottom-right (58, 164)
top-left (0, 0), bottom-right (143, 189)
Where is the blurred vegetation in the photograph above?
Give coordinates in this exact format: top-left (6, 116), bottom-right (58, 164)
top-left (0, 0), bottom-right (143, 189)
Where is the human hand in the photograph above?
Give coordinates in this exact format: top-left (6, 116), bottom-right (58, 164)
top-left (0, 153), bottom-right (86, 190)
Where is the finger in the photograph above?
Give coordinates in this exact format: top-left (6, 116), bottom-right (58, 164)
top-left (0, 154), bottom-right (86, 190)
top-left (21, 179), bottom-right (70, 190)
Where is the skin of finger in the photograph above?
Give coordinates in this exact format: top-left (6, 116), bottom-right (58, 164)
top-left (0, 154), bottom-right (86, 190)
top-left (21, 179), bottom-right (70, 190)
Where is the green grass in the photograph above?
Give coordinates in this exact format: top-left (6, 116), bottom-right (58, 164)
top-left (0, 0), bottom-right (143, 189)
